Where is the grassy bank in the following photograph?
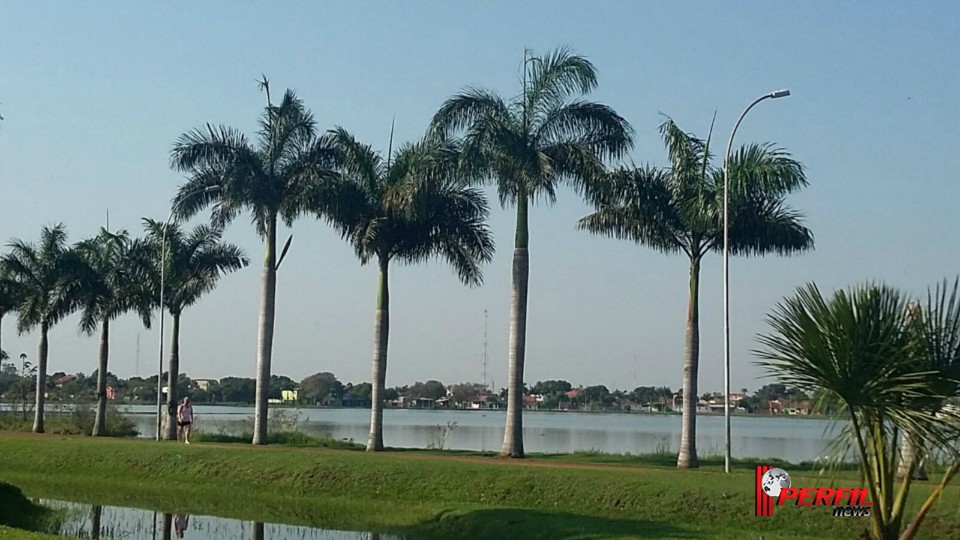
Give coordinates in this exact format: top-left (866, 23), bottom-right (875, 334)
top-left (0, 434), bottom-right (958, 539)
top-left (0, 481), bottom-right (60, 539)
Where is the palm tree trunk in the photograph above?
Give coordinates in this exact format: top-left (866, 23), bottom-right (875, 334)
top-left (91, 505), bottom-right (102, 540)
top-left (32, 321), bottom-right (48, 433)
top-left (501, 198), bottom-right (529, 458)
top-left (161, 513), bottom-right (172, 540)
top-left (367, 257), bottom-right (390, 452)
top-left (164, 313), bottom-right (181, 441)
top-left (92, 319), bottom-right (110, 436)
top-left (252, 215), bottom-right (278, 445)
top-left (896, 429), bottom-right (928, 480)
top-left (678, 256), bottom-right (701, 468)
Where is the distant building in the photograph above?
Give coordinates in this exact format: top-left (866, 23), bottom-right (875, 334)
top-left (469, 394), bottom-right (500, 410)
top-left (281, 389), bottom-right (298, 403)
top-left (53, 374), bottom-right (76, 387)
top-left (193, 379), bottom-right (217, 391)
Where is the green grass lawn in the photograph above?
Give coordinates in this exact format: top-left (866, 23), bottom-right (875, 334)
top-left (0, 433), bottom-right (957, 539)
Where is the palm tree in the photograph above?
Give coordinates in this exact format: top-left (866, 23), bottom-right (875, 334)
top-left (169, 80), bottom-right (338, 444)
top-left (139, 219), bottom-right (248, 439)
top-left (0, 224), bottom-right (82, 432)
top-left (756, 282), bottom-right (960, 540)
top-left (74, 228), bottom-right (153, 436)
top-left (323, 127), bottom-right (494, 451)
top-left (0, 274), bottom-right (22, 362)
top-left (430, 47), bottom-right (633, 456)
top-left (579, 117), bottom-right (812, 468)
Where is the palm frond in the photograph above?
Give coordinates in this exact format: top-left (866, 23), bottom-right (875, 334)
top-left (727, 143), bottom-right (807, 198)
top-left (525, 46), bottom-right (599, 120)
top-left (430, 88), bottom-right (512, 138)
top-left (578, 166), bottom-right (686, 255)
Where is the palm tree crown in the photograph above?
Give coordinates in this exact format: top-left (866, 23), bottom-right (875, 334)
top-left (140, 219), bottom-right (249, 316)
top-left (325, 127), bottom-right (495, 281)
top-left (0, 224), bottom-right (80, 333)
top-left (431, 47), bottom-right (633, 211)
top-left (169, 87), bottom-right (340, 232)
top-left (74, 228), bottom-right (153, 333)
top-left (580, 118), bottom-right (811, 259)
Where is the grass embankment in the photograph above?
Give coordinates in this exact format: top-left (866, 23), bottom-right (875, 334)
top-left (0, 434), bottom-right (958, 539)
top-left (0, 481), bottom-right (59, 539)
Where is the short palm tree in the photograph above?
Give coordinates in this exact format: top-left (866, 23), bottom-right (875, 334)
top-left (579, 117), bottom-right (812, 468)
top-left (170, 80), bottom-right (338, 444)
top-left (431, 47), bottom-right (632, 457)
top-left (140, 218), bottom-right (248, 439)
top-left (323, 127), bottom-right (494, 451)
top-left (756, 282), bottom-right (960, 540)
top-left (74, 228), bottom-right (153, 436)
top-left (0, 224), bottom-right (82, 432)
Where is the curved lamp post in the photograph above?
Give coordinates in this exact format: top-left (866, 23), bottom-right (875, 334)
top-left (722, 89), bottom-right (789, 472)
top-left (155, 185), bottom-right (220, 440)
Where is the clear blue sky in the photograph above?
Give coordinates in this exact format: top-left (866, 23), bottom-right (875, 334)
top-left (1, 1), bottom-right (958, 393)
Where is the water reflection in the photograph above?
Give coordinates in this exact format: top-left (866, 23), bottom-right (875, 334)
top-left (161, 513), bottom-right (172, 540)
top-left (175, 514), bottom-right (189, 539)
top-left (90, 506), bottom-right (101, 540)
top-left (38, 499), bottom-right (400, 539)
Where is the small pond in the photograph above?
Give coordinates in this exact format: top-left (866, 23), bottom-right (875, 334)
top-left (36, 499), bottom-right (399, 540)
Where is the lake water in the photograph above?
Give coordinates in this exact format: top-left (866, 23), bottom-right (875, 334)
top-left (37, 499), bottom-right (397, 540)
top-left (119, 405), bottom-right (838, 464)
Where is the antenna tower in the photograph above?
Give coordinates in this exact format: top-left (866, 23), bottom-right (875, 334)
top-left (482, 310), bottom-right (488, 392)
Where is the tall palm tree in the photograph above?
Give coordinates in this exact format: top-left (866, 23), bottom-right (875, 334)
top-left (74, 228), bottom-right (153, 436)
top-left (0, 224), bottom-right (82, 432)
top-left (140, 218), bottom-right (248, 439)
top-left (756, 282), bottom-right (960, 540)
top-left (430, 47), bottom-right (633, 457)
top-left (579, 117), bottom-right (812, 468)
top-left (323, 127), bottom-right (494, 451)
top-left (170, 80), bottom-right (338, 444)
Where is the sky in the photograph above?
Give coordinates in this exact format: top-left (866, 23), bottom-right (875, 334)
top-left (1, 1), bottom-right (958, 394)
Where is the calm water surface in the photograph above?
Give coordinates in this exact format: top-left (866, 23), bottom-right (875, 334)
top-left (38, 499), bottom-right (398, 540)
top-left (121, 405), bottom-right (838, 464)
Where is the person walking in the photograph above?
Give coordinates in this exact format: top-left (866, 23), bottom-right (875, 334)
top-left (177, 397), bottom-right (193, 444)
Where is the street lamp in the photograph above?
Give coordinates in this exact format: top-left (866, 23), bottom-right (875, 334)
top-left (155, 185), bottom-right (220, 441)
top-left (722, 89), bottom-right (789, 473)
top-left (19, 353), bottom-right (27, 420)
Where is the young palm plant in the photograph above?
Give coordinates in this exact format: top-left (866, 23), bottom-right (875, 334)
top-left (431, 47), bottom-right (632, 457)
top-left (140, 218), bottom-right (249, 440)
top-left (0, 224), bottom-right (82, 432)
top-left (74, 228), bottom-right (153, 436)
top-left (170, 80), bottom-right (338, 444)
top-left (323, 127), bottom-right (494, 451)
top-left (756, 282), bottom-right (960, 540)
top-left (579, 117), bottom-right (812, 468)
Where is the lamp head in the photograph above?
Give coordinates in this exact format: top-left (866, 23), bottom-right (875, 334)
top-left (770, 89), bottom-right (790, 99)
top-left (203, 185), bottom-right (221, 193)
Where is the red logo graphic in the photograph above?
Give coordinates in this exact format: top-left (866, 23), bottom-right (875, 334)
top-left (755, 465), bottom-right (871, 518)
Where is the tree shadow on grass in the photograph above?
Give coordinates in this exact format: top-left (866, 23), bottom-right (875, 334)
top-left (399, 508), bottom-right (697, 540)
